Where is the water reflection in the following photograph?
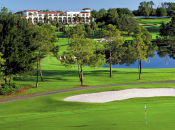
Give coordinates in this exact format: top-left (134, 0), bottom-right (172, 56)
top-left (102, 51), bottom-right (175, 68)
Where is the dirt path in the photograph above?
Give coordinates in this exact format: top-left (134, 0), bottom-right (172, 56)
top-left (0, 80), bottom-right (175, 103)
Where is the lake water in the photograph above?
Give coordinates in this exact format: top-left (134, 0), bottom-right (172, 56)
top-left (135, 16), bottom-right (170, 19)
top-left (102, 51), bottom-right (175, 69)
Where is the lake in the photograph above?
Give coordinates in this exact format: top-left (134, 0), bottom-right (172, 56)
top-left (102, 51), bottom-right (175, 69)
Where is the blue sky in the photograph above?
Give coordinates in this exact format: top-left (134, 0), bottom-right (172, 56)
top-left (1, 0), bottom-right (175, 13)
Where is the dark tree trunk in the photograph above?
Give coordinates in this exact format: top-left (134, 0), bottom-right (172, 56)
top-left (80, 64), bottom-right (83, 86)
top-left (93, 29), bottom-right (94, 39)
top-left (5, 70), bottom-right (10, 84)
top-left (68, 37), bottom-right (69, 44)
top-left (99, 28), bottom-right (100, 38)
top-left (39, 48), bottom-right (44, 82)
top-left (58, 28), bottom-right (59, 39)
top-left (78, 64), bottom-right (81, 81)
top-left (139, 59), bottom-right (141, 80)
top-left (9, 76), bottom-right (11, 85)
top-left (0, 80), bottom-right (1, 88)
top-left (36, 60), bottom-right (38, 87)
top-left (140, 60), bottom-right (142, 74)
top-left (110, 50), bottom-right (112, 77)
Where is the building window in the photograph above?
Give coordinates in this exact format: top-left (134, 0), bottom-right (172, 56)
top-left (68, 14), bottom-right (70, 16)
top-left (39, 14), bottom-right (42, 17)
top-left (73, 14), bottom-right (76, 16)
top-left (64, 14), bottom-right (67, 16)
top-left (82, 14), bottom-right (85, 16)
top-left (33, 12), bottom-right (37, 16)
top-left (49, 14), bottom-right (52, 16)
top-left (86, 14), bottom-right (89, 16)
top-left (54, 14), bottom-right (57, 16)
top-left (77, 14), bottom-right (79, 16)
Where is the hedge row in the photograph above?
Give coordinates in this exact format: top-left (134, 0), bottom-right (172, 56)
top-left (0, 83), bottom-right (22, 95)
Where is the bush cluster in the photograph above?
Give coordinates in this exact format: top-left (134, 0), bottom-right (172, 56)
top-left (0, 83), bottom-right (22, 95)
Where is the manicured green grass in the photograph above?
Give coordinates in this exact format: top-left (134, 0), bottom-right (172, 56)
top-left (0, 19), bottom-right (174, 130)
top-left (0, 18), bottom-right (172, 99)
top-left (0, 83), bottom-right (175, 130)
top-left (2, 53), bottom-right (175, 99)
top-left (137, 18), bottom-right (171, 24)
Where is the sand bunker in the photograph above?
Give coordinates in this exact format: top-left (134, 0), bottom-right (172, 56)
top-left (64, 88), bottom-right (175, 103)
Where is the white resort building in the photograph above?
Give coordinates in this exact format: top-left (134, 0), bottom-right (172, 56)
top-left (15, 8), bottom-right (91, 25)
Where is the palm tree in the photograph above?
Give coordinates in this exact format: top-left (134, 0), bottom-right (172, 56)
top-left (48, 17), bottom-right (52, 24)
top-left (38, 21), bottom-right (44, 26)
top-left (74, 15), bottom-right (79, 23)
top-left (60, 13), bottom-right (64, 16)
top-left (59, 17), bottom-right (62, 23)
top-left (44, 14), bottom-right (48, 23)
top-left (56, 22), bottom-right (62, 40)
top-left (85, 26), bottom-right (92, 38)
top-left (91, 21), bottom-right (98, 39)
top-left (1, 7), bottom-right (8, 14)
top-left (89, 16), bottom-right (93, 22)
top-left (79, 17), bottom-right (83, 22)
top-left (51, 20), bottom-right (57, 26)
top-left (59, 13), bottom-right (64, 23)
top-left (28, 17), bottom-right (32, 25)
top-left (64, 28), bottom-right (72, 43)
top-left (34, 18), bottom-right (37, 25)
top-left (63, 17), bottom-right (67, 24)
top-left (62, 25), bottom-right (66, 38)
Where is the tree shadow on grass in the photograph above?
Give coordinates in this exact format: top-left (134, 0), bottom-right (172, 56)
top-left (67, 125), bottom-right (88, 127)
top-left (12, 69), bottom-right (175, 82)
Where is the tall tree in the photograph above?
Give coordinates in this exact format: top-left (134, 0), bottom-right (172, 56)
top-left (51, 20), bottom-right (57, 26)
top-left (157, 17), bottom-right (175, 65)
top-left (56, 22), bottom-right (62, 40)
top-left (0, 53), bottom-right (6, 88)
top-left (44, 14), bottom-right (48, 23)
top-left (84, 23), bottom-right (92, 38)
top-left (102, 24), bottom-right (125, 77)
top-left (91, 21), bottom-right (98, 39)
top-left (34, 24), bottom-right (58, 82)
top-left (61, 38), bottom-right (105, 85)
top-left (1, 7), bottom-right (8, 14)
top-left (98, 8), bottom-right (106, 18)
top-left (64, 27), bottom-right (72, 43)
top-left (156, 7), bottom-right (167, 17)
top-left (132, 26), bottom-right (152, 79)
top-left (38, 21), bottom-right (44, 26)
top-left (0, 11), bottom-right (39, 84)
top-left (91, 9), bottom-right (98, 21)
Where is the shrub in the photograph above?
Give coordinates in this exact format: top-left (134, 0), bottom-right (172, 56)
top-left (0, 83), bottom-right (22, 95)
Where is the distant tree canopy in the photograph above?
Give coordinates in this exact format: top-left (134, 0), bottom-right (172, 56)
top-left (95, 8), bottom-right (139, 36)
top-left (156, 7), bottom-right (167, 17)
top-left (157, 17), bottom-right (175, 62)
top-left (116, 8), bottom-right (134, 17)
top-left (133, 1), bottom-right (175, 17)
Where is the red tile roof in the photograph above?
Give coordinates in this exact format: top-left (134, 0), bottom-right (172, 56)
top-left (25, 10), bottom-right (38, 12)
top-left (80, 12), bottom-right (89, 13)
top-left (83, 8), bottom-right (90, 10)
top-left (38, 12), bottom-right (66, 14)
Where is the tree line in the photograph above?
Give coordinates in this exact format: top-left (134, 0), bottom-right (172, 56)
top-left (1, 7), bottom-right (175, 88)
top-left (0, 8), bottom-right (59, 88)
top-left (133, 1), bottom-right (175, 17)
